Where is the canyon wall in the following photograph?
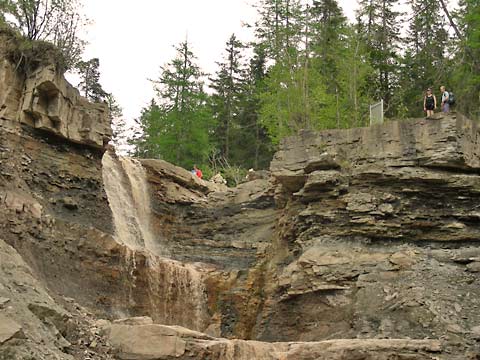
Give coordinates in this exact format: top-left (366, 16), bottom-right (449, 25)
top-left (1, 30), bottom-right (480, 359)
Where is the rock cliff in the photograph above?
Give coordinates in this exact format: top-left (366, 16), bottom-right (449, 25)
top-left (1, 31), bottom-right (480, 359)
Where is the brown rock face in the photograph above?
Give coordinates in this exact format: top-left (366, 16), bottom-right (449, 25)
top-left (255, 115), bottom-right (480, 348)
top-left (2, 31), bottom-right (480, 359)
top-left (0, 30), bottom-right (111, 149)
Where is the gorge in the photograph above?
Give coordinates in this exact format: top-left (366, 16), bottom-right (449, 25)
top-left (1, 29), bottom-right (480, 359)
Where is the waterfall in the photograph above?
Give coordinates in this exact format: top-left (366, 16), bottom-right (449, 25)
top-left (146, 256), bottom-right (209, 331)
top-left (102, 151), bottom-right (208, 331)
top-left (102, 152), bottom-right (146, 251)
top-left (119, 157), bottom-right (160, 254)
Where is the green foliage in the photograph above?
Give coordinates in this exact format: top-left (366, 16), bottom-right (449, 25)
top-left (0, 0), bottom-right (88, 68)
top-left (210, 34), bottom-right (246, 161)
top-left (76, 58), bottom-right (107, 102)
top-left (0, 27), bottom-right (68, 73)
top-left (356, 0), bottom-right (403, 116)
top-left (207, 151), bottom-right (248, 186)
top-left (450, 0), bottom-right (480, 119)
top-left (130, 0), bottom-right (478, 172)
top-left (134, 41), bottom-right (214, 169)
top-left (259, 61), bottom-right (336, 143)
top-left (398, 0), bottom-right (449, 117)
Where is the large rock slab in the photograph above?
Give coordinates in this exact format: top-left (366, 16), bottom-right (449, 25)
top-left (105, 319), bottom-right (443, 360)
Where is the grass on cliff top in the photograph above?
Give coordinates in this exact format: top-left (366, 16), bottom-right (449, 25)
top-left (0, 26), bottom-right (67, 74)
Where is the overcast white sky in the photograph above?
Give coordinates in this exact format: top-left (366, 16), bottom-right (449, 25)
top-left (66, 0), bottom-right (362, 122)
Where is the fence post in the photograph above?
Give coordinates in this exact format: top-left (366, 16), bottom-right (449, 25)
top-left (369, 100), bottom-right (384, 126)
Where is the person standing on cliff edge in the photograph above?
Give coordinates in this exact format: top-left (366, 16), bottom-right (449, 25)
top-left (424, 88), bottom-right (437, 118)
top-left (440, 86), bottom-right (450, 113)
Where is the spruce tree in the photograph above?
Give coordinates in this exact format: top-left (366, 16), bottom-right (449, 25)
top-left (451, 0), bottom-right (480, 118)
top-left (235, 45), bottom-right (273, 169)
top-left (356, 0), bottom-right (403, 116)
top-left (254, 0), bottom-right (338, 142)
top-left (401, 0), bottom-right (448, 117)
top-left (210, 34), bottom-right (246, 162)
top-left (310, 0), bottom-right (352, 127)
top-left (135, 41), bottom-right (213, 168)
top-left (76, 58), bottom-right (107, 102)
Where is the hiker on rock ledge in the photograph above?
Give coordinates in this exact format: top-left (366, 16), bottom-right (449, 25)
top-left (440, 85), bottom-right (450, 113)
top-left (424, 88), bottom-right (437, 118)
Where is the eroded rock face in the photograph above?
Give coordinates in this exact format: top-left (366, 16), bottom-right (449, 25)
top-left (251, 115), bottom-right (480, 355)
top-left (0, 31), bottom-right (111, 149)
top-left (2, 31), bottom-right (480, 358)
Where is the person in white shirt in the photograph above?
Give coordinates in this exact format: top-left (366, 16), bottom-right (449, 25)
top-left (440, 86), bottom-right (450, 113)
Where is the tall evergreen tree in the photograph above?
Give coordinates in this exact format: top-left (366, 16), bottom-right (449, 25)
top-left (210, 34), bottom-right (246, 162)
top-left (310, 0), bottom-right (352, 127)
top-left (234, 45), bottom-right (273, 169)
top-left (451, 0), bottom-right (480, 119)
top-left (253, 0), bottom-right (304, 62)
top-left (135, 41), bottom-right (213, 168)
top-left (336, 23), bottom-right (374, 127)
top-left (76, 58), bottom-right (107, 102)
top-left (400, 0), bottom-right (448, 117)
top-left (254, 0), bottom-right (338, 142)
top-left (356, 0), bottom-right (403, 116)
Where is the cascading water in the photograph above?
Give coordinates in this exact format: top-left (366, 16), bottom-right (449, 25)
top-left (102, 152), bottom-right (146, 250)
top-left (102, 151), bottom-right (208, 331)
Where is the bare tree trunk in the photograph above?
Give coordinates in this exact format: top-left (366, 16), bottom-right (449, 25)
top-left (303, 3), bottom-right (310, 129)
top-left (439, 0), bottom-right (475, 62)
top-left (353, 36), bottom-right (359, 127)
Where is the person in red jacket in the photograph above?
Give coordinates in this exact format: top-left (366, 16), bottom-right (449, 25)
top-left (193, 165), bottom-right (203, 179)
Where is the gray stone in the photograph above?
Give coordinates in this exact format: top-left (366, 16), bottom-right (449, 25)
top-left (62, 196), bottom-right (79, 210)
top-left (0, 314), bottom-right (24, 344)
top-left (108, 324), bottom-right (187, 359)
top-left (0, 297), bottom-right (10, 308)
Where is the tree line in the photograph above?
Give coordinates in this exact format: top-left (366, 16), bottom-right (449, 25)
top-left (128, 0), bottom-right (479, 177)
top-left (2, 0), bottom-right (479, 179)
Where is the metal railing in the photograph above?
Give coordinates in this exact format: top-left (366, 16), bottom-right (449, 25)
top-left (369, 99), bottom-right (384, 126)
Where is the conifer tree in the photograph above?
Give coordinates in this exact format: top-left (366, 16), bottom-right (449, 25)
top-left (356, 0), bottom-right (403, 116)
top-left (210, 34), bottom-right (246, 162)
top-left (254, 0), bottom-right (338, 142)
top-left (234, 45), bottom-right (273, 169)
top-left (310, 0), bottom-right (352, 127)
top-left (76, 58), bottom-right (107, 102)
top-left (135, 41), bottom-right (213, 168)
top-left (451, 0), bottom-right (480, 118)
top-left (400, 0), bottom-right (448, 117)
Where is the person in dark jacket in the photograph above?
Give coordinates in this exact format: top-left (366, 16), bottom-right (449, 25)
top-left (423, 88), bottom-right (437, 118)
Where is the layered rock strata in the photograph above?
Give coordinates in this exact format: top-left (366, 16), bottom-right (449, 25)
top-left (252, 115), bottom-right (480, 352)
top-left (0, 30), bottom-right (111, 149)
top-left (1, 30), bottom-right (480, 359)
